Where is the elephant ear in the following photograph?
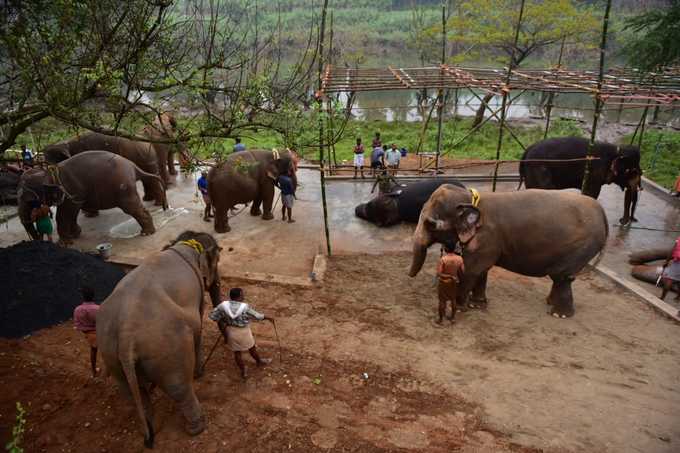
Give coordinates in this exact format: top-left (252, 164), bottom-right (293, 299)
top-left (455, 204), bottom-right (481, 244)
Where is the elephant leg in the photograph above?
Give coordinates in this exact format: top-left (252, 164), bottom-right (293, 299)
top-left (163, 377), bottom-right (205, 436)
top-left (141, 179), bottom-right (155, 202)
top-left (120, 200), bottom-right (155, 236)
top-left (455, 274), bottom-right (478, 312)
top-left (250, 195), bottom-right (262, 216)
top-left (213, 199), bottom-right (231, 233)
top-left (469, 271), bottom-right (489, 308)
top-left (156, 150), bottom-right (171, 186)
top-left (261, 182), bottom-right (275, 220)
top-left (193, 331), bottom-right (204, 379)
top-left (548, 275), bottom-right (576, 319)
top-left (56, 202), bottom-right (81, 241)
top-left (18, 202), bottom-right (39, 240)
top-left (168, 151), bottom-right (177, 175)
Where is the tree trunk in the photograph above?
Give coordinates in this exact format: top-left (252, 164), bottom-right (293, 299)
top-left (472, 93), bottom-right (494, 129)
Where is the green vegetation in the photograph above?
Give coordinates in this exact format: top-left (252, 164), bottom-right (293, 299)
top-left (621, 0), bottom-right (680, 71)
top-left (5, 402), bottom-right (26, 453)
top-left (625, 130), bottom-right (680, 190)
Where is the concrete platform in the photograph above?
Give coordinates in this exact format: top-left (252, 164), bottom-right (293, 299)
top-left (1, 164), bottom-right (678, 317)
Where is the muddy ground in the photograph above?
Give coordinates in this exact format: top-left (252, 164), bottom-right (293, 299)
top-left (1, 253), bottom-right (679, 453)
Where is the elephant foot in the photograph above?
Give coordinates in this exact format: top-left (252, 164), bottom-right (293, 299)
top-left (140, 227), bottom-right (156, 236)
top-left (185, 416), bottom-right (206, 436)
top-left (83, 210), bottom-right (99, 218)
top-left (467, 298), bottom-right (488, 310)
top-left (262, 212), bottom-right (274, 221)
top-left (250, 208), bottom-right (262, 217)
top-left (550, 306), bottom-right (575, 319)
top-left (215, 223), bottom-right (231, 233)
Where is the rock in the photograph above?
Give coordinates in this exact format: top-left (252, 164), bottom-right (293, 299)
top-left (84, 422), bottom-right (91, 428)
top-left (42, 403), bottom-right (52, 411)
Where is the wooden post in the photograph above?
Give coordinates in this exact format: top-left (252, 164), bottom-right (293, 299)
top-left (581, 0), bottom-right (612, 195)
top-left (317, 0), bottom-right (331, 256)
top-left (435, 3), bottom-right (446, 174)
top-left (492, 0), bottom-right (525, 192)
top-left (326, 11), bottom-right (336, 173)
top-left (543, 36), bottom-right (566, 140)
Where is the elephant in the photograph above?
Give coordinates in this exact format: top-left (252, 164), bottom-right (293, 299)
top-left (208, 149), bottom-right (297, 233)
top-left (355, 179), bottom-right (465, 227)
top-left (143, 112), bottom-right (186, 184)
top-left (96, 231), bottom-right (222, 448)
top-left (409, 185), bottom-right (608, 318)
top-left (518, 137), bottom-right (642, 225)
top-left (18, 151), bottom-right (167, 242)
top-left (43, 132), bottom-right (165, 206)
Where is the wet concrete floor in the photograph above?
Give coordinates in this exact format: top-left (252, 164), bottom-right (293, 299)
top-left (1, 166), bottom-right (678, 305)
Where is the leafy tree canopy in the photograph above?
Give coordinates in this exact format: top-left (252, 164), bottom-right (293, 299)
top-left (445, 0), bottom-right (600, 67)
top-left (621, 0), bottom-right (680, 72)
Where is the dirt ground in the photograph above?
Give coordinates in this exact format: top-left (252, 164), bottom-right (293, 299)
top-left (1, 253), bottom-right (679, 453)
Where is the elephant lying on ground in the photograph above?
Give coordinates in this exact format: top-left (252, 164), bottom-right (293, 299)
top-left (18, 151), bottom-right (167, 242)
top-left (43, 132), bottom-right (165, 205)
top-left (409, 186), bottom-right (608, 318)
top-left (355, 179), bottom-right (465, 227)
top-left (208, 149), bottom-right (297, 233)
top-left (518, 137), bottom-right (642, 225)
top-left (97, 231), bottom-right (222, 448)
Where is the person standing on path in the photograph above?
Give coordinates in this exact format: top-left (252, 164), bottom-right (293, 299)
top-left (370, 145), bottom-right (386, 177)
top-left (386, 143), bottom-right (401, 175)
top-left (73, 287), bottom-right (101, 378)
top-left (371, 132), bottom-right (382, 150)
top-left (353, 137), bottom-right (365, 179)
top-left (436, 244), bottom-right (465, 324)
top-left (197, 171), bottom-right (212, 222)
top-left (233, 137), bottom-right (246, 152)
top-left (31, 202), bottom-right (53, 242)
top-left (276, 170), bottom-right (296, 223)
top-left (209, 288), bottom-right (271, 380)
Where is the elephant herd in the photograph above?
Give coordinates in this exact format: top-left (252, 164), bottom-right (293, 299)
top-left (17, 112), bottom-right (298, 242)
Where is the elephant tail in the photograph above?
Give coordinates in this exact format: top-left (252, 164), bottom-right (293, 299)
top-left (135, 165), bottom-right (168, 210)
top-left (121, 355), bottom-right (155, 448)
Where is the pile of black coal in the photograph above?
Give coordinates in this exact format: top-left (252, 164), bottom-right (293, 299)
top-left (0, 241), bottom-right (125, 338)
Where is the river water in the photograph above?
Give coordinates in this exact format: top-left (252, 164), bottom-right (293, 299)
top-left (341, 90), bottom-right (680, 127)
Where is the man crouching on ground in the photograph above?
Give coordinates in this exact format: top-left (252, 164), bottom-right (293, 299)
top-left (209, 287), bottom-right (271, 379)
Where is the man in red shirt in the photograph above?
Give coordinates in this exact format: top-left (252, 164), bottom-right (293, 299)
top-left (437, 244), bottom-right (465, 324)
top-left (73, 287), bottom-right (101, 377)
top-left (661, 236), bottom-right (680, 302)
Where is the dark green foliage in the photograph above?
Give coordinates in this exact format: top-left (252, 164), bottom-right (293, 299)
top-left (622, 0), bottom-right (680, 71)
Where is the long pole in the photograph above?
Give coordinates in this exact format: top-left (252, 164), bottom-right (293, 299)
top-left (317, 0), bottom-right (332, 256)
top-left (327, 11), bottom-right (336, 172)
top-left (581, 0), bottom-right (612, 195)
top-left (492, 0), bottom-right (525, 192)
top-left (543, 36), bottom-right (566, 140)
top-left (435, 3), bottom-right (446, 174)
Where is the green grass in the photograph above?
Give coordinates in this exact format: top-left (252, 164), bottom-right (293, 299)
top-left (623, 130), bottom-right (680, 190)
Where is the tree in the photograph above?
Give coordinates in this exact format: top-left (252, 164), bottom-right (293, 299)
top-left (0, 0), bottom-right (319, 159)
top-left (444, 0), bottom-right (599, 127)
top-left (621, 0), bottom-right (680, 72)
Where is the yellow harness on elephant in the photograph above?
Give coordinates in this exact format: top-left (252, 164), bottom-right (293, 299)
top-left (469, 188), bottom-right (480, 208)
top-left (180, 239), bottom-right (204, 254)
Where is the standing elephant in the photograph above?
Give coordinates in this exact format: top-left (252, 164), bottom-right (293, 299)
top-left (355, 179), bottom-right (465, 227)
top-left (43, 132), bottom-right (165, 205)
top-left (409, 185), bottom-right (608, 318)
top-left (18, 151), bottom-right (167, 242)
top-left (96, 231), bottom-right (222, 448)
top-left (208, 149), bottom-right (297, 233)
top-left (518, 137), bottom-right (642, 225)
top-left (143, 112), bottom-right (186, 184)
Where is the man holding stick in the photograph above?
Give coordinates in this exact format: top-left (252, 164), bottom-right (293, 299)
top-left (209, 288), bottom-right (271, 380)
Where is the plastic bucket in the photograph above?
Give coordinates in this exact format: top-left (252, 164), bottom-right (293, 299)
top-left (96, 243), bottom-right (113, 260)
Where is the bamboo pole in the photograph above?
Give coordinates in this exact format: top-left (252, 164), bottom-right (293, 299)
top-left (327, 11), bottom-right (336, 173)
top-left (435, 3), bottom-right (447, 174)
top-left (581, 0), bottom-right (612, 195)
top-left (543, 36), bottom-right (566, 139)
top-left (492, 0), bottom-right (525, 192)
top-left (318, 0), bottom-right (331, 256)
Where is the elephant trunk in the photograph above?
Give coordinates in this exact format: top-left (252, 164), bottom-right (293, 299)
top-left (409, 223), bottom-right (432, 277)
top-left (208, 276), bottom-right (221, 308)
